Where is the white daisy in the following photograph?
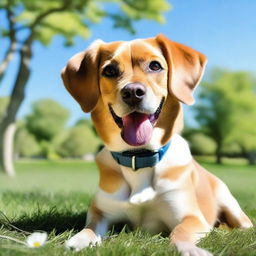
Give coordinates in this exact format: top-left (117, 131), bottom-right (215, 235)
top-left (26, 232), bottom-right (47, 248)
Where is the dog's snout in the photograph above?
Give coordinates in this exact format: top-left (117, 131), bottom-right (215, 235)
top-left (121, 83), bottom-right (146, 106)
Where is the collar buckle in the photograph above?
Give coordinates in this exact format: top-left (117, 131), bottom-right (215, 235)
top-left (131, 155), bottom-right (136, 171)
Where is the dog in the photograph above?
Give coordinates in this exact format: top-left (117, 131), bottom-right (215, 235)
top-left (61, 34), bottom-right (253, 256)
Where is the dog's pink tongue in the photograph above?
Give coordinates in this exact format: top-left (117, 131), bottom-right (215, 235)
top-left (121, 112), bottom-right (153, 146)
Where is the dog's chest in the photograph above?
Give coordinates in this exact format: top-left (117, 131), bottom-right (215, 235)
top-left (127, 193), bottom-right (165, 232)
top-left (120, 166), bottom-right (173, 232)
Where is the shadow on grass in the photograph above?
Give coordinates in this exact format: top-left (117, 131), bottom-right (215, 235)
top-left (10, 210), bottom-right (88, 234)
top-left (1, 191), bottom-right (89, 234)
top-left (1, 191), bottom-right (131, 235)
top-left (8, 212), bottom-right (132, 235)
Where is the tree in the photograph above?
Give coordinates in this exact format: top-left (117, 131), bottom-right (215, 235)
top-left (22, 99), bottom-right (70, 159)
top-left (183, 130), bottom-right (216, 156)
top-left (25, 99), bottom-right (69, 142)
top-left (224, 72), bottom-right (256, 164)
top-left (194, 68), bottom-right (256, 164)
top-left (57, 122), bottom-right (101, 158)
top-left (0, 0), bottom-right (170, 175)
top-left (15, 125), bottom-right (41, 158)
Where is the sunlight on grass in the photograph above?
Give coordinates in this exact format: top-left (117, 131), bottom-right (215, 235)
top-left (0, 161), bottom-right (99, 194)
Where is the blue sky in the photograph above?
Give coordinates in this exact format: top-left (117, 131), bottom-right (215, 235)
top-left (0, 0), bottom-right (256, 126)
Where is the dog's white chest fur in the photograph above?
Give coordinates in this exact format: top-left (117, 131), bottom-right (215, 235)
top-left (128, 190), bottom-right (165, 232)
top-left (121, 169), bottom-right (188, 232)
top-left (121, 166), bottom-right (158, 228)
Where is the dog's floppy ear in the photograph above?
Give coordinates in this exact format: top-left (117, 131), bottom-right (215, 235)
top-left (61, 40), bottom-right (103, 112)
top-left (156, 34), bottom-right (207, 105)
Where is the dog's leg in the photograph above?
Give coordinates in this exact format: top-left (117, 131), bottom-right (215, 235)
top-left (215, 179), bottom-right (253, 229)
top-left (65, 201), bottom-right (109, 251)
top-left (159, 190), bottom-right (213, 255)
top-left (170, 215), bottom-right (213, 256)
top-left (66, 188), bottom-right (130, 252)
top-left (66, 150), bottom-right (130, 251)
top-left (157, 163), bottom-right (214, 255)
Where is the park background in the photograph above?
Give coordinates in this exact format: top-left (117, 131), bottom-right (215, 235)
top-left (0, 1), bottom-right (256, 255)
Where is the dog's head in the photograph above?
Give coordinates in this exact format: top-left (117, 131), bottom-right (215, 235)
top-left (61, 34), bottom-right (207, 150)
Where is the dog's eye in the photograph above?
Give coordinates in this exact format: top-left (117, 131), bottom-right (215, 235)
top-left (102, 65), bottom-right (119, 78)
top-left (149, 61), bottom-right (162, 72)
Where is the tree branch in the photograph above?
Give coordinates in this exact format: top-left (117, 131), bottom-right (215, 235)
top-left (1, 0), bottom-right (76, 122)
top-left (20, 0), bottom-right (75, 45)
top-left (29, 0), bottom-right (72, 30)
top-left (0, 3), bottom-right (17, 82)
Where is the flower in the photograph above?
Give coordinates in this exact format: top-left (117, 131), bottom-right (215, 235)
top-left (26, 232), bottom-right (47, 248)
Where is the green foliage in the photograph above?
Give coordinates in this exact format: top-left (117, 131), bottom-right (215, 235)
top-left (57, 122), bottom-right (101, 157)
top-left (112, 0), bottom-right (170, 34)
top-left (2, 0), bottom-right (170, 46)
top-left (15, 101), bottom-right (101, 159)
top-left (221, 142), bottom-right (241, 155)
top-left (75, 118), bottom-right (93, 127)
top-left (187, 133), bottom-right (216, 155)
top-left (14, 125), bottom-right (41, 157)
top-left (39, 140), bottom-right (61, 160)
top-left (35, 12), bottom-right (91, 46)
top-left (25, 99), bottom-right (69, 142)
top-left (120, 0), bottom-right (170, 23)
top-left (75, 118), bottom-right (98, 136)
top-left (194, 68), bottom-right (256, 161)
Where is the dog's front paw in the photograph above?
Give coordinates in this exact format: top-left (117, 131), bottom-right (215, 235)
top-left (65, 228), bottom-right (101, 251)
top-left (176, 241), bottom-right (213, 256)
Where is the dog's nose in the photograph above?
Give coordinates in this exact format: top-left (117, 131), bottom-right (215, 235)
top-left (121, 83), bottom-right (146, 106)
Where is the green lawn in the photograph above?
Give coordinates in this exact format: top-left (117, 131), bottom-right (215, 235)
top-left (0, 159), bottom-right (256, 255)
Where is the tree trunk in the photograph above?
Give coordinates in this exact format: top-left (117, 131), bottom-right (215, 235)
top-left (240, 145), bottom-right (256, 165)
top-left (215, 142), bottom-right (222, 164)
top-left (0, 41), bottom-right (17, 82)
top-left (246, 152), bottom-right (256, 165)
top-left (0, 39), bottom-right (32, 175)
top-left (0, 123), bottom-right (16, 176)
top-left (0, 6), bottom-right (17, 83)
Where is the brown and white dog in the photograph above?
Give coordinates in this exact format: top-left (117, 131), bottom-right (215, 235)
top-left (61, 34), bottom-right (253, 255)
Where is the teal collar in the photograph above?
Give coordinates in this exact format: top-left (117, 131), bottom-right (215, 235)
top-left (110, 142), bottom-right (171, 171)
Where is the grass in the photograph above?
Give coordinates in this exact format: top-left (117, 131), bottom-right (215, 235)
top-left (0, 160), bottom-right (99, 194)
top-left (0, 158), bottom-right (256, 255)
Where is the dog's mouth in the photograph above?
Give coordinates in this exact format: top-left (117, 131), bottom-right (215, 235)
top-left (109, 98), bottom-right (164, 146)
